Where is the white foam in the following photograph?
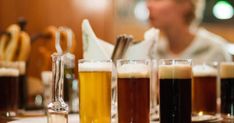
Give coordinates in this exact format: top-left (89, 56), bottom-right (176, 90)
top-left (220, 62), bottom-right (234, 78)
top-left (0, 68), bottom-right (19, 77)
top-left (117, 63), bottom-right (149, 78)
top-left (193, 65), bottom-right (217, 77)
top-left (79, 62), bottom-right (112, 72)
top-left (159, 65), bottom-right (192, 79)
top-left (0, 61), bottom-right (26, 74)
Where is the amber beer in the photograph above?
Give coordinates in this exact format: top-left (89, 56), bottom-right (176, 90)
top-left (220, 62), bottom-right (234, 117)
top-left (78, 60), bottom-right (112, 123)
top-left (0, 68), bottom-right (19, 115)
top-left (192, 65), bottom-right (217, 114)
top-left (159, 60), bottom-right (192, 123)
top-left (117, 60), bottom-right (150, 123)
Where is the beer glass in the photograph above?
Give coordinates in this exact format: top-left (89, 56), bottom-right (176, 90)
top-left (117, 59), bottom-right (150, 123)
top-left (159, 59), bottom-right (192, 123)
top-left (78, 59), bottom-right (112, 123)
top-left (0, 67), bottom-right (19, 119)
top-left (192, 63), bottom-right (218, 115)
top-left (220, 62), bottom-right (234, 120)
top-left (0, 61), bottom-right (27, 110)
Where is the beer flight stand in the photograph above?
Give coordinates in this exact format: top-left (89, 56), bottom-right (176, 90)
top-left (6, 113), bottom-right (230, 123)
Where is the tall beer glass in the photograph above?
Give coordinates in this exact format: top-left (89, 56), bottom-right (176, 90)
top-left (0, 61), bottom-right (27, 110)
top-left (78, 60), bottom-right (112, 123)
top-left (192, 64), bottom-right (217, 114)
top-left (0, 68), bottom-right (19, 119)
top-left (159, 59), bottom-right (192, 123)
top-left (220, 62), bottom-right (234, 120)
top-left (117, 59), bottom-right (150, 123)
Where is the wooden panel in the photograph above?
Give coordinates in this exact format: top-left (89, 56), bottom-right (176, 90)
top-left (0, 0), bottom-right (115, 78)
top-left (203, 24), bottom-right (234, 43)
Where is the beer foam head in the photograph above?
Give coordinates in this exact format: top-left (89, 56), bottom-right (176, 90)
top-left (0, 68), bottom-right (19, 77)
top-left (118, 63), bottom-right (149, 78)
top-left (220, 62), bottom-right (234, 78)
top-left (79, 61), bottom-right (112, 72)
top-left (0, 61), bottom-right (25, 74)
top-left (159, 65), bottom-right (192, 79)
top-left (193, 65), bottom-right (217, 77)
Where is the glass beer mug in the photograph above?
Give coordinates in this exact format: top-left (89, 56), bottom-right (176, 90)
top-left (78, 59), bottom-right (113, 123)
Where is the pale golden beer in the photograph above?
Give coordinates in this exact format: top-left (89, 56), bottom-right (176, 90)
top-left (192, 64), bottom-right (217, 114)
top-left (78, 60), bottom-right (112, 123)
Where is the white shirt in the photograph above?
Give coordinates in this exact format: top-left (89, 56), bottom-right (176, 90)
top-left (150, 28), bottom-right (232, 64)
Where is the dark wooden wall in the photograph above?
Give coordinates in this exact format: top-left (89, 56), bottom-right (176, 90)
top-left (0, 0), bottom-right (115, 78)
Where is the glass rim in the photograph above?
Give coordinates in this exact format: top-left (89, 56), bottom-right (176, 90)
top-left (159, 59), bottom-right (192, 65)
top-left (116, 59), bottom-right (151, 63)
top-left (78, 59), bottom-right (112, 63)
top-left (0, 61), bottom-right (26, 75)
top-left (220, 61), bottom-right (234, 65)
top-left (0, 61), bottom-right (26, 66)
top-left (0, 67), bottom-right (20, 76)
top-left (158, 59), bottom-right (192, 79)
top-left (116, 59), bottom-right (151, 78)
top-left (78, 59), bottom-right (113, 72)
top-left (159, 59), bottom-right (192, 62)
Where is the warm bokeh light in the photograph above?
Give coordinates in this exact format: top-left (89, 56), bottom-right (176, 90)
top-left (198, 111), bottom-right (204, 116)
top-left (227, 44), bottom-right (234, 55)
top-left (134, 1), bottom-right (149, 22)
top-left (213, 1), bottom-right (234, 20)
top-left (73, 0), bottom-right (109, 11)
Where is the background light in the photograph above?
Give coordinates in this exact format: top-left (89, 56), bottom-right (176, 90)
top-left (134, 1), bottom-right (149, 22)
top-left (213, 1), bottom-right (234, 20)
top-left (73, 0), bottom-right (109, 11)
top-left (227, 43), bottom-right (234, 55)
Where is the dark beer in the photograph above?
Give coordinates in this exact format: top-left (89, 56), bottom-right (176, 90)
top-left (18, 74), bottom-right (27, 109)
top-left (0, 61), bottom-right (27, 109)
top-left (0, 68), bottom-right (19, 113)
top-left (220, 63), bottom-right (234, 116)
top-left (192, 65), bottom-right (217, 114)
top-left (118, 77), bottom-right (150, 123)
top-left (159, 64), bottom-right (192, 123)
top-left (18, 62), bottom-right (27, 109)
top-left (117, 60), bottom-right (150, 123)
top-left (64, 67), bottom-right (74, 103)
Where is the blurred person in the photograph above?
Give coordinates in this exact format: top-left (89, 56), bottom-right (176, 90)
top-left (147, 0), bottom-right (232, 64)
